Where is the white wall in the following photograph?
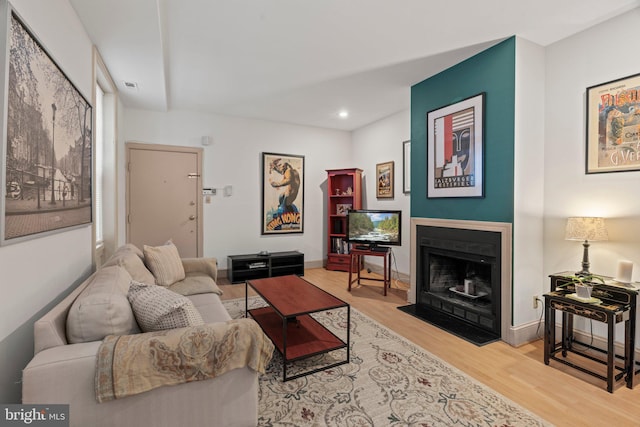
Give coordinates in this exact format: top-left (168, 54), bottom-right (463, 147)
top-left (122, 109), bottom-right (352, 267)
top-left (513, 38), bottom-right (546, 326)
top-left (0, 0), bottom-right (93, 403)
top-left (544, 9), bottom-right (640, 341)
top-left (351, 109), bottom-right (411, 279)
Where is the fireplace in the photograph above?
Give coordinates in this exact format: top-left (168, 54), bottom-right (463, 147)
top-left (417, 226), bottom-right (501, 337)
top-left (406, 218), bottom-right (513, 345)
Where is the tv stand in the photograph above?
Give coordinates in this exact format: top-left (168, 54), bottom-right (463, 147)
top-left (348, 247), bottom-right (391, 296)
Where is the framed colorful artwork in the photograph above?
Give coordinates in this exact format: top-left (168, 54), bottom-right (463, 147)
top-left (261, 152), bottom-right (304, 234)
top-left (586, 73), bottom-right (640, 174)
top-left (0, 6), bottom-right (93, 245)
top-left (427, 93), bottom-right (484, 198)
top-left (376, 161), bottom-right (394, 199)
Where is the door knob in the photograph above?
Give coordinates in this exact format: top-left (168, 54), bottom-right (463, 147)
top-left (189, 215), bottom-right (196, 220)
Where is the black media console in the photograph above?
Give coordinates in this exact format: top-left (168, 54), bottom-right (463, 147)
top-left (227, 251), bottom-right (304, 283)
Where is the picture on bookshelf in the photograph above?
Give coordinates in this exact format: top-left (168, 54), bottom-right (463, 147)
top-left (336, 203), bottom-right (352, 215)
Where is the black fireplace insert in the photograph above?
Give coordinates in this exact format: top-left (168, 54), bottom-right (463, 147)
top-left (399, 225), bottom-right (501, 345)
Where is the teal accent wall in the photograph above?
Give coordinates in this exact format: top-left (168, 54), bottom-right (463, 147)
top-left (410, 37), bottom-right (515, 222)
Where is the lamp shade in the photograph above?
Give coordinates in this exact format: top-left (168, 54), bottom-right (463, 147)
top-left (565, 217), bottom-right (608, 241)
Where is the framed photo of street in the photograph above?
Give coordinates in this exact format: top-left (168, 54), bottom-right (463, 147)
top-left (0, 6), bottom-right (93, 245)
top-left (586, 73), bottom-right (640, 174)
top-left (427, 93), bottom-right (484, 198)
top-left (261, 152), bottom-right (304, 235)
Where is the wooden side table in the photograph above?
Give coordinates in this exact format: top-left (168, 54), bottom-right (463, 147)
top-left (348, 247), bottom-right (391, 295)
top-left (544, 272), bottom-right (639, 392)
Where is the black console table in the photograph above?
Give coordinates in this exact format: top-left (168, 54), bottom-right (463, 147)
top-left (544, 272), bottom-right (639, 392)
top-left (227, 251), bottom-right (304, 283)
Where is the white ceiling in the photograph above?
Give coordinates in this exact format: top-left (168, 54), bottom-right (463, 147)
top-left (69, 0), bottom-right (640, 131)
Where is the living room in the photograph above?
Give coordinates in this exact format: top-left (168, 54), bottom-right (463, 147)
top-left (2, 0), bottom-right (640, 424)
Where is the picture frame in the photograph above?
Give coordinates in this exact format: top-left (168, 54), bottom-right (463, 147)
top-left (586, 73), bottom-right (640, 174)
top-left (376, 161), bottom-right (394, 199)
top-left (261, 152), bottom-right (304, 235)
top-left (336, 203), bottom-right (351, 216)
top-left (402, 140), bottom-right (410, 194)
top-left (0, 6), bottom-right (93, 245)
top-left (427, 93), bottom-right (484, 198)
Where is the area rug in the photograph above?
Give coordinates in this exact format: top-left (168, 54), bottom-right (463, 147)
top-left (223, 297), bottom-right (552, 427)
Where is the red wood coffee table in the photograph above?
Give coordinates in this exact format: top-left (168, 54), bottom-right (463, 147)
top-left (246, 275), bottom-right (350, 381)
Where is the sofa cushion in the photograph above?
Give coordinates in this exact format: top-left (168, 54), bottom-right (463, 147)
top-left (169, 273), bottom-right (223, 296)
top-left (143, 242), bottom-right (186, 286)
top-left (67, 266), bottom-right (140, 344)
top-left (103, 247), bottom-right (156, 285)
top-left (127, 281), bottom-right (204, 332)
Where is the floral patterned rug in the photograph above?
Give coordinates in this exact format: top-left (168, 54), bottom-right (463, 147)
top-left (223, 297), bottom-right (552, 427)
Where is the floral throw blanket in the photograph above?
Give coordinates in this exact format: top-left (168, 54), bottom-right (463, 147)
top-left (95, 318), bottom-right (274, 402)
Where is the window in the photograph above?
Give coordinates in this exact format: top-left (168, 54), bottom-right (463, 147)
top-left (95, 84), bottom-right (104, 245)
top-left (93, 49), bottom-right (117, 267)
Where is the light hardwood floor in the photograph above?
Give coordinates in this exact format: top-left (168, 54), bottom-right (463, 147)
top-left (219, 268), bottom-right (640, 427)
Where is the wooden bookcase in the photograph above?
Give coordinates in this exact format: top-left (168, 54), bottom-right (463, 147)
top-left (326, 168), bottom-right (362, 271)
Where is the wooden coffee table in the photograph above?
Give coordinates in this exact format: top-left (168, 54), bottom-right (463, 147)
top-left (246, 274), bottom-right (350, 381)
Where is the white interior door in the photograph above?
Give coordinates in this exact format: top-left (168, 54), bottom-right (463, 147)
top-left (126, 143), bottom-right (203, 257)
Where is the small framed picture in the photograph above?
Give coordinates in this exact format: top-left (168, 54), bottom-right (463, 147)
top-left (376, 161), bottom-right (394, 199)
top-left (336, 204), bottom-right (351, 215)
top-left (403, 140), bottom-right (410, 194)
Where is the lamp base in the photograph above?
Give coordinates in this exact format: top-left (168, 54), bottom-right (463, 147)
top-left (576, 240), bottom-right (591, 277)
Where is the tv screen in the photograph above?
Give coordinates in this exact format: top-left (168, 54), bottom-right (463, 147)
top-left (346, 210), bottom-right (402, 247)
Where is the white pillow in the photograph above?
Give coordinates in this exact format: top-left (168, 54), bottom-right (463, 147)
top-left (67, 266), bottom-right (139, 343)
top-left (127, 281), bottom-right (204, 332)
top-left (144, 241), bottom-right (186, 286)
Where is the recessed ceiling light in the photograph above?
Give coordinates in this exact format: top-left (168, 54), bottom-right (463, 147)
top-left (338, 110), bottom-right (349, 119)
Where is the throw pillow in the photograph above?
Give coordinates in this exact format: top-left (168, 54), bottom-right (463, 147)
top-left (67, 266), bottom-right (140, 343)
top-left (103, 247), bottom-right (156, 284)
top-left (127, 281), bottom-right (204, 332)
top-left (143, 241), bottom-right (186, 286)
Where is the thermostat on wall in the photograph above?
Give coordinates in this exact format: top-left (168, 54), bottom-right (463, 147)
top-left (202, 188), bottom-right (215, 195)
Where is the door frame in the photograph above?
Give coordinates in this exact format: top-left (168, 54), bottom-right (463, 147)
top-left (125, 142), bottom-right (204, 256)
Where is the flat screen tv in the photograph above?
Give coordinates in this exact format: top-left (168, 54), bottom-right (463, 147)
top-left (346, 209), bottom-right (402, 247)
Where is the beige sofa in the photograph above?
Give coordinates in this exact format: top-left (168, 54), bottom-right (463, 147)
top-left (22, 244), bottom-right (265, 427)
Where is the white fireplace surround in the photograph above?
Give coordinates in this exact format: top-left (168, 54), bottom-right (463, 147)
top-left (410, 218), bottom-right (514, 346)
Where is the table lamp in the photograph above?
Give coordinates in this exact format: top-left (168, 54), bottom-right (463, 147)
top-left (565, 217), bottom-right (608, 276)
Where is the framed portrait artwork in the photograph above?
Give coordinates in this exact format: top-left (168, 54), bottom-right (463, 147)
top-left (427, 93), bottom-right (484, 198)
top-left (261, 152), bottom-right (304, 234)
top-left (0, 6), bottom-right (93, 245)
top-left (586, 73), bottom-right (640, 174)
top-left (376, 161), bottom-right (394, 199)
